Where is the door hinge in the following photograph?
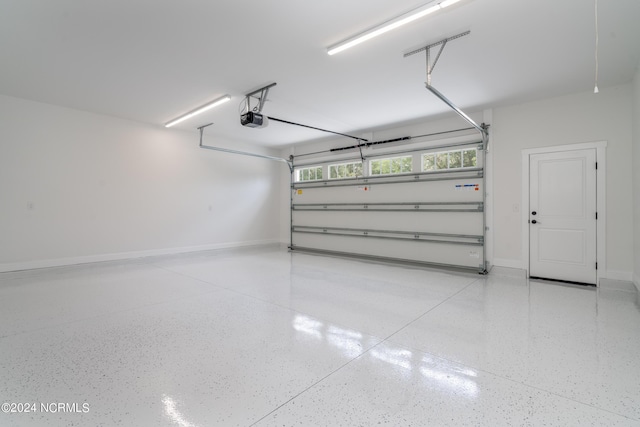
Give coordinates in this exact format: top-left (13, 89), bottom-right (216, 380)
top-left (595, 162), bottom-right (598, 170)
top-left (595, 212), bottom-right (598, 220)
top-left (595, 262), bottom-right (598, 270)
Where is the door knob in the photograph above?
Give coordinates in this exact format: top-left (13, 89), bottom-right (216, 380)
top-left (531, 211), bottom-right (537, 215)
top-left (531, 220), bottom-right (537, 224)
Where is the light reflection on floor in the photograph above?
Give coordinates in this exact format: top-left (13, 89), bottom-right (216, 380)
top-left (293, 313), bottom-right (479, 399)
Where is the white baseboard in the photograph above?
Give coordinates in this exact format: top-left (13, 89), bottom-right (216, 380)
top-left (492, 258), bottom-right (524, 270)
top-left (490, 266), bottom-right (527, 278)
top-left (599, 278), bottom-right (637, 292)
top-left (0, 239), bottom-right (280, 273)
top-left (599, 270), bottom-right (633, 282)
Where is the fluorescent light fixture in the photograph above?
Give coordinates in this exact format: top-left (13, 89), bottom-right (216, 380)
top-left (327, 0), bottom-right (462, 56)
top-left (165, 95), bottom-right (231, 128)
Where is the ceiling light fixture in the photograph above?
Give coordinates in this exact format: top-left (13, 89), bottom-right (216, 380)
top-left (327, 0), bottom-right (462, 56)
top-left (165, 95), bottom-right (231, 128)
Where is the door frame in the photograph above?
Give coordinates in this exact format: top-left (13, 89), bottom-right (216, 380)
top-left (521, 141), bottom-right (607, 285)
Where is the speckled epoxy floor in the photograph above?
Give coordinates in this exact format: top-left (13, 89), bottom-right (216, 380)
top-left (1, 246), bottom-right (639, 426)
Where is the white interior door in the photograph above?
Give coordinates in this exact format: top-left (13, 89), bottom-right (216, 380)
top-left (529, 149), bottom-right (597, 284)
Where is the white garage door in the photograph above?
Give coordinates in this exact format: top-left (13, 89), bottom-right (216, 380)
top-left (290, 139), bottom-right (487, 273)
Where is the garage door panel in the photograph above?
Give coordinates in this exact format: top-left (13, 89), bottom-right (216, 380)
top-left (292, 234), bottom-right (483, 269)
top-left (292, 211), bottom-right (483, 235)
top-left (293, 178), bottom-right (483, 204)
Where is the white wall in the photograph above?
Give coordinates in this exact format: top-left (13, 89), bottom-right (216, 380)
top-left (492, 85), bottom-right (634, 278)
top-left (0, 95), bottom-right (282, 272)
top-left (633, 68), bottom-right (640, 290)
top-left (279, 147), bottom-right (294, 247)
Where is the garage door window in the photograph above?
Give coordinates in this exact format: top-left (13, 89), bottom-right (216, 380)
top-left (329, 162), bottom-right (363, 179)
top-left (295, 166), bottom-right (323, 182)
top-left (370, 156), bottom-right (412, 176)
top-left (422, 149), bottom-right (477, 172)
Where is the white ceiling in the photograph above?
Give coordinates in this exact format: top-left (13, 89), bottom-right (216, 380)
top-left (1, 0), bottom-right (639, 147)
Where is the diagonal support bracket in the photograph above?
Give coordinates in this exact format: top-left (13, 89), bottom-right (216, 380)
top-left (197, 122), bottom-right (293, 172)
top-left (404, 31), bottom-right (489, 146)
top-left (245, 82), bottom-right (277, 113)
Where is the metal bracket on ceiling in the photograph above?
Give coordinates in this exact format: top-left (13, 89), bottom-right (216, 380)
top-left (404, 31), bottom-right (489, 146)
top-left (245, 82), bottom-right (277, 113)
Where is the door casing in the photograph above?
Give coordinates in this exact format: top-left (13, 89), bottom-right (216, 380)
top-left (521, 141), bottom-right (607, 285)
